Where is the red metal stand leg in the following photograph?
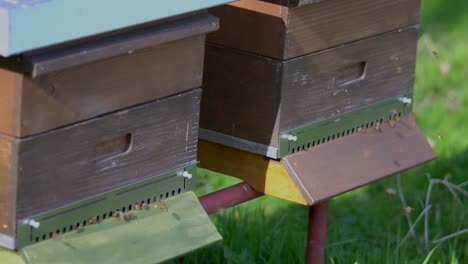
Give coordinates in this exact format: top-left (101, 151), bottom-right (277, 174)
top-left (306, 201), bottom-right (329, 264)
top-left (199, 182), bottom-right (262, 215)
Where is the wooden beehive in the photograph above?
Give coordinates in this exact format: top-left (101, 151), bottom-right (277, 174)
top-left (199, 0), bottom-right (436, 204)
top-left (202, 26), bottom-right (418, 158)
top-left (0, 12), bottom-right (217, 250)
top-left (0, 12), bottom-right (217, 137)
top-left (208, 0), bottom-right (420, 59)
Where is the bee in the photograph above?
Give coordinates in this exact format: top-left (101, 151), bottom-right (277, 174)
top-left (88, 216), bottom-right (98, 225)
top-left (385, 188), bottom-right (396, 195)
top-left (357, 127), bottom-right (365, 134)
top-left (374, 122), bottom-right (382, 132)
top-left (395, 115), bottom-right (401, 122)
top-left (75, 226), bottom-right (84, 233)
top-left (155, 200), bottom-right (169, 212)
top-left (437, 133), bottom-right (443, 140)
top-left (405, 206), bottom-right (414, 213)
top-left (113, 211), bottom-right (123, 218)
top-left (388, 120), bottom-right (396, 128)
top-left (122, 213), bottom-right (134, 221)
top-left (141, 203), bottom-right (149, 210)
top-left (52, 233), bottom-right (61, 240)
top-left (432, 50), bottom-right (439, 58)
top-left (134, 203), bottom-right (141, 210)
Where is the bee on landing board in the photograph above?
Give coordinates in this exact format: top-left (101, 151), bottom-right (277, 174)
top-left (155, 200), bottom-right (169, 212)
top-left (374, 122), bottom-right (382, 132)
top-left (75, 226), bottom-right (84, 233)
top-left (88, 216), bottom-right (98, 225)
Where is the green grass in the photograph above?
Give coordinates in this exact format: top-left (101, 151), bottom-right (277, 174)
top-left (185, 0), bottom-right (468, 262)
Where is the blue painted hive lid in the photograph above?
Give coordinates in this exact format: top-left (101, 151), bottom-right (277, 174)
top-left (0, 0), bottom-right (232, 57)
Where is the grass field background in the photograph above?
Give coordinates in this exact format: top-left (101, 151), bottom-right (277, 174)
top-left (185, 0), bottom-right (468, 262)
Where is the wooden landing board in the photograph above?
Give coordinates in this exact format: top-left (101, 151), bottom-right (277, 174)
top-left (1, 192), bottom-right (221, 264)
top-left (0, 0), bottom-right (233, 56)
top-left (199, 116), bottom-right (436, 205)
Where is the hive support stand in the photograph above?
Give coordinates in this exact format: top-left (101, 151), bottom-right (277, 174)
top-left (198, 182), bottom-right (329, 264)
top-left (198, 139), bottom-right (336, 263)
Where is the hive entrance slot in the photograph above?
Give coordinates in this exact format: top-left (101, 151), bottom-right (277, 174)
top-left (30, 188), bottom-right (184, 244)
top-left (287, 112), bottom-right (402, 155)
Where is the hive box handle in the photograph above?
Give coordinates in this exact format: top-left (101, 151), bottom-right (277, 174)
top-left (335, 61), bottom-right (367, 87)
top-left (94, 133), bottom-right (133, 161)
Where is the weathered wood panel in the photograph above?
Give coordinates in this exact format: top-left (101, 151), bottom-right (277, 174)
top-left (0, 69), bottom-right (21, 137)
top-left (260, 0), bottom-right (323, 7)
top-left (201, 44), bottom-right (281, 147)
top-left (280, 26), bottom-right (418, 131)
top-left (208, 0), bottom-right (420, 59)
top-left (282, 116), bottom-right (437, 204)
top-left (0, 36), bottom-right (205, 138)
top-left (201, 27), bottom-right (417, 148)
top-left (13, 88), bottom-right (200, 218)
top-left (208, 1), bottom-right (287, 60)
top-left (0, 135), bottom-right (16, 237)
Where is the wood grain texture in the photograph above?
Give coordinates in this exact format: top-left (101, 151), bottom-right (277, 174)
top-left (201, 27), bottom-right (417, 149)
top-left (201, 43), bottom-right (282, 147)
top-left (282, 116), bottom-right (437, 204)
top-left (0, 135), bottom-right (16, 237)
top-left (208, 0), bottom-right (420, 59)
top-left (10, 88), bottom-right (200, 218)
top-left (280, 26), bottom-right (418, 131)
top-left (208, 1), bottom-right (287, 59)
top-left (0, 69), bottom-right (21, 136)
top-left (0, 35), bottom-right (205, 137)
top-left (260, 0), bottom-right (323, 7)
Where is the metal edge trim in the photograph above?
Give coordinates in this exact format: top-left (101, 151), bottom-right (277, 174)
top-left (199, 128), bottom-right (279, 158)
top-left (0, 233), bottom-right (16, 250)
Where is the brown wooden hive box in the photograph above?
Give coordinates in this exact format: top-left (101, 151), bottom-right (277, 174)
top-left (201, 26), bottom-right (418, 158)
top-left (208, 0), bottom-right (420, 60)
top-left (0, 12), bottom-right (218, 138)
top-left (0, 88), bottom-right (201, 243)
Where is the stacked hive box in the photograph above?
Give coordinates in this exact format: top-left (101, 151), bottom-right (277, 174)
top-left (200, 0), bottom-right (435, 203)
top-left (202, 0), bottom-right (421, 158)
top-left (0, 11), bottom-right (218, 250)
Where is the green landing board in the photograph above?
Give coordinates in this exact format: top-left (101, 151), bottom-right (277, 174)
top-left (19, 192), bottom-right (221, 264)
top-left (0, 248), bottom-right (25, 264)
